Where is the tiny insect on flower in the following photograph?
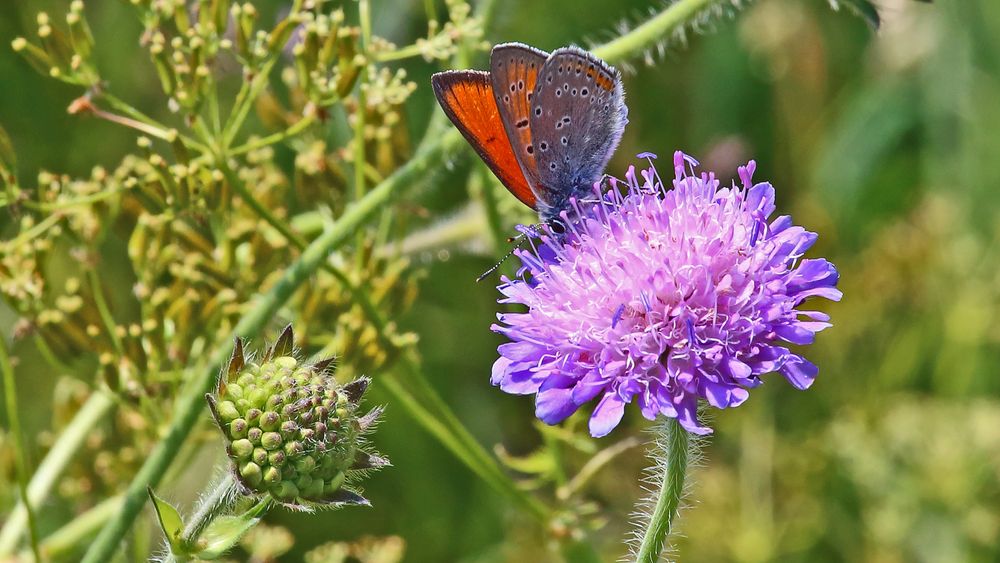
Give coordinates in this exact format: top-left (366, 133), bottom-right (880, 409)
top-left (491, 152), bottom-right (842, 437)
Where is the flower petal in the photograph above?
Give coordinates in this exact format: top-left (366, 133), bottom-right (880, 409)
top-left (781, 355), bottom-right (818, 390)
top-left (588, 393), bottom-right (626, 438)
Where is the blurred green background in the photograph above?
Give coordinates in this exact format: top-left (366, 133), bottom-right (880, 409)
top-left (2, 0), bottom-right (999, 561)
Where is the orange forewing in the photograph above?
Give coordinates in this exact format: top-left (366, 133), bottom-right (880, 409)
top-left (489, 44), bottom-right (547, 193)
top-left (431, 71), bottom-right (537, 209)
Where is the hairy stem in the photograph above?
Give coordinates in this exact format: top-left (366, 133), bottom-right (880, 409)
top-left (0, 389), bottom-right (115, 556)
top-left (181, 473), bottom-right (239, 546)
top-left (0, 338), bottom-right (40, 562)
top-left (593, 0), bottom-right (723, 63)
top-left (634, 418), bottom-right (690, 563)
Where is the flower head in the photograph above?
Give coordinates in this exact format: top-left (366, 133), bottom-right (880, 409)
top-left (491, 152), bottom-right (841, 437)
top-left (207, 325), bottom-right (387, 510)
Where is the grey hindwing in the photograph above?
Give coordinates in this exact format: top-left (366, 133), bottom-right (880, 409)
top-left (529, 46), bottom-right (627, 219)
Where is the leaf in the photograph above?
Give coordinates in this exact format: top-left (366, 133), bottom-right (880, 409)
top-left (224, 337), bottom-right (245, 392)
top-left (196, 498), bottom-right (271, 560)
top-left (350, 450), bottom-right (391, 470)
top-left (321, 488), bottom-right (370, 507)
top-left (270, 324), bottom-right (295, 359)
top-left (830, 0), bottom-right (881, 30)
top-left (147, 487), bottom-right (187, 556)
top-left (494, 444), bottom-right (555, 476)
top-left (342, 377), bottom-right (370, 404)
top-left (535, 421), bottom-right (597, 454)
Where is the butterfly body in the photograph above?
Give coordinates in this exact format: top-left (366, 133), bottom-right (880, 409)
top-left (432, 43), bottom-right (627, 223)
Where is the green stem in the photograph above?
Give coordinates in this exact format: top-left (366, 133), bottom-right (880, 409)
top-left (634, 418), bottom-right (690, 563)
top-left (227, 113), bottom-right (318, 156)
top-left (353, 0), bottom-right (371, 271)
top-left (218, 159), bottom-right (306, 248)
top-left (0, 338), bottom-right (41, 562)
top-left (0, 389), bottom-right (116, 555)
top-left (592, 0), bottom-right (720, 63)
top-left (373, 44), bottom-right (423, 63)
top-left (20, 186), bottom-right (127, 212)
top-left (34, 495), bottom-right (123, 560)
top-left (181, 473), bottom-right (238, 546)
top-left (222, 51), bottom-right (283, 150)
top-left (87, 268), bottom-right (124, 356)
top-left (98, 92), bottom-right (208, 153)
top-left (558, 436), bottom-right (641, 501)
top-left (80, 129), bottom-right (464, 563)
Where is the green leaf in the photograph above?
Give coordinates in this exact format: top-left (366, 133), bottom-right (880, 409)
top-left (147, 487), bottom-right (186, 555)
top-left (195, 498), bottom-right (270, 560)
top-left (495, 444), bottom-right (555, 476)
top-left (536, 421), bottom-right (597, 454)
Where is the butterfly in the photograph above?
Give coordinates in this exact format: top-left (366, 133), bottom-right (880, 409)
top-left (431, 43), bottom-right (628, 224)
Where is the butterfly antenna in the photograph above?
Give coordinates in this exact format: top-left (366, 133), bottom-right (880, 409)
top-left (476, 233), bottom-right (528, 282)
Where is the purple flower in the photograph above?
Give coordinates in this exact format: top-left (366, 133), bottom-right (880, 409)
top-left (491, 152), bottom-right (842, 437)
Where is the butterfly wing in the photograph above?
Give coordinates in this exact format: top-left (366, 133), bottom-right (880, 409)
top-left (529, 47), bottom-right (627, 216)
top-left (431, 70), bottom-right (537, 208)
top-left (489, 43), bottom-right (549, 204)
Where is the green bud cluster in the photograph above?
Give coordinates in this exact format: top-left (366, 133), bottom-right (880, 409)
top-left (208, 326), bottom-right (386, 509)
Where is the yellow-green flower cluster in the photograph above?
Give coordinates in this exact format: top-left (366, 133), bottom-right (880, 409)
top-left (208, 326), bottom-right (386, 509)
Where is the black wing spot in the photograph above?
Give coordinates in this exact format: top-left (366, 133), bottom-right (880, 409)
top-left (534, 107), bottom-right (542, 116)
top-left (571, 88), bottom-right (577, 96)
top-left (562, 116), bottom-right (571, 124)
top-left (539, 141), bottom-right (548, 151)
top-left (581, 88), bottom-right (588, 96)
top-left (517, 80), bottom-right (524, 90)
top-left (510, 83), bottom-right (516, 93)
top-left (555, 89), bottom-right (562, 97)
top-left (526, 144), bottom-right (534, 154)
top-left (503, 95), bottom-right (510, 102)
top-left (556, 121), bottom-right (562, 129)
top-left (546, 76), bottom-right (553, 83)
top-left (550, 162), bottom-right (557, 170)
top-left (516, 119), bottom-right (528, 128)
top-left (561, 136), bottom-right (568, 146)
top-left (527, 92), bottom-right (533, 101)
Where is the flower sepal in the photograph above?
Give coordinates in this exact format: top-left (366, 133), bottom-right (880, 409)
top-left (193, 497), bottom-right (271, 560)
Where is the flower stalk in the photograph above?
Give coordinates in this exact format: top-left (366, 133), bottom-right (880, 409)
top-left (634, 418), bottom-right (690, 563)
top-left (0, 337), bottom-right (41, 562)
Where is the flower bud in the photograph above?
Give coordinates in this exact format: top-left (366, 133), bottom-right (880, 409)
top-left (207, 325), bottom-right (386, 509)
